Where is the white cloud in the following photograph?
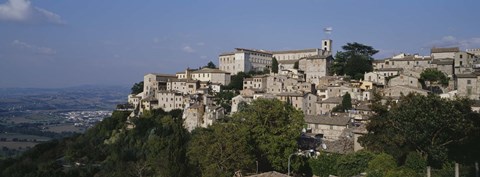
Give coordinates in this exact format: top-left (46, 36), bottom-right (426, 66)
top-left (0, 0), bottom-right (65, 24)
top-left (182, 45), bottom-right (195, 53)
top-left (12, 40), bottom-right (56, 55)
top-left (427, 36), bottom-right (480, 49)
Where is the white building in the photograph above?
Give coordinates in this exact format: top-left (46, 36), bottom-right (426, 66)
top-left (219, 48), bottom-right (273, 75)
top-left (219, 39), bottom-right (332, 75)
top-left (191, 68), bottom-right (231, 85)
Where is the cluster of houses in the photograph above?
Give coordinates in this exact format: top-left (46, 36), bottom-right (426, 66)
top-left (126, 38), bottom-right (480, 151)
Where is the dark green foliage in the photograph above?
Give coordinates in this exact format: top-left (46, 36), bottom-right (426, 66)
top-left (385, 167), bottom-right (420, 177)
top-left (331, 42), bottom-right (378, 79)
top-left (359, 93), bottom-right (480, 167)
top-left (332, 93), bottom-right (352, 112)
top-left (420, 68), bottom-right (449, 87)
top-left (272, 57), bottom-right (279, 73)
top-left (309, 153), bottom-right (340, 177)
top-left (224, 71), bottom-right (267, 90)
top-left (237, 101), bottom-right (248, 112)
top-left (205, 61), bottom-right (217, 69)
top-left (130, 81), bottom-right (144, 94)
top-left (233, 99), bottom-right (304, 172)
top-left (404, 151), bottom-right (426, 174)
top-left (366, 153), bottom-right (397, 177)
top-left (188, 123), bottom-right (254, 177)
top-left (213, 90), bottom-right (238, 112)
top-left (336, 151), bottom-right (375, 177)
top-left (225, 72), bottom-right (250, 90)
top-left (293, 61), bottom-right (299, 69)
top-left (0, 110), bottom-right (195, 177)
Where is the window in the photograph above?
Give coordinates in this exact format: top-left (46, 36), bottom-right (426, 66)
top-left (468, 80), bottom-right (471, 85)
top-left (460, 54), bottom-right (463, 59)
top-left (460, 61), bottom-right (463, 66)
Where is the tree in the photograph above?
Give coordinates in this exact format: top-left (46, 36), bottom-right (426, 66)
top-left (332, 93), bottom-right (352, 112)
top-left (420, 68), bottom-right (449, 87)
top-left (205, 61), bottom-right (217, 69)
top-left (225, 72), bottom-right (250, 90)
top-left (309, 153), bottom-right (340, 177)
top-left (131, 81), bottom-right (144, 94)
top-left (271, 57), bottom-right (279, 73)
top-left (188, 123), bottom-right (254, 177)
top-left (293, 61), bottom-right (299, 69)
top-left (359, 93), bottom-right (480, 167)
top-left (404, 151), bottom-right (427, 174)
top-left (237, 101), bottom-right (248, 112)
top-left (366, 153), bottom-right (397, 177)
top-left (232, 99), bottom-right (304, 172)
top-left (332, 42), bottom-right (378, 79)
top-left (336, 150), bottom-right (375, 177)
top-left (213, 90), bottom-right (238, 112)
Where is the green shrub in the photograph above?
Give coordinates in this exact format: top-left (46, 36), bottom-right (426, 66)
top-left (336, 151), bottom-right (375, 177)
top-left (404, 151), bottom-right (426, 174)
top-left (309, 153), bottom-right (340, 177)
top-left (366, 153), bottom-right (397, 177)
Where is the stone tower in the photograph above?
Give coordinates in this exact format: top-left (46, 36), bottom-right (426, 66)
top-left (322, 39), bottom-right (332, 53)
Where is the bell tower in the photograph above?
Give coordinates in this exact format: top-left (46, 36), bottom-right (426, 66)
top-left (321, 39), bottom-right (332, 52)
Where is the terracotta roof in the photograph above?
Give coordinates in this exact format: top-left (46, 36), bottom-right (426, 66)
top-left (431, 47), bottom-right (460, 53)
top-left (304, 115), bottom-right (351, 126)
top-left (219, 52), bottom-right (235, 56)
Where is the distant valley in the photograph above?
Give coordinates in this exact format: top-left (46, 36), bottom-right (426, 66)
top-left (0, 85), bottom-right (130, 157)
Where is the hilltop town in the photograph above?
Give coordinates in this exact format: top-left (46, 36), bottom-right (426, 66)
top-left (125, 39), bottom-right (480, 151)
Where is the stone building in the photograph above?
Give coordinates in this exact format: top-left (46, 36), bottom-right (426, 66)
top-left (382, 85), bottom-right (429, 98)
top-left (191, 68), bottom-right (231, 85)
top-left (219, 40), bottom-right (332, 75)
top-left (456, 73), bottom-right (480, 100)
top-left (387, 74), bottom-right (421, 88)
top-left (243, 75), bottom-right (268, 91)
top-left (219, 48), bottom-right (273, 74)
top-left (276, 92), bottom-right (304, 111)
top-left (143, 73), bottom-right (177, 97)
top-left (166, 79), bottom-right (199, 95)
top-left (316, 97), bottom-right (342, 115)
top-left (298, 55), bottom-right (333, 84)
top-left (156, 91), bottom-right (185, 111)
top-left (431, 47), bottom-right (459, 59)
top-left (304, 115), bottom-right (351, 141)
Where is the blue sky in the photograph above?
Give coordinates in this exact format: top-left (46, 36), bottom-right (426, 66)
top-left (0, 0), bottom-right (479, 88)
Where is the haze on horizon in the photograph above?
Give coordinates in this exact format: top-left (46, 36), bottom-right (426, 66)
top-left (0, 0), bottom-right (479, 88)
